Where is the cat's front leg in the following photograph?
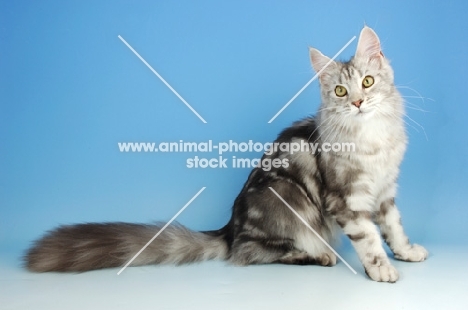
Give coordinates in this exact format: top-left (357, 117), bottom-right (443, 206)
top-left (378, 198), bottom-right (428, 262)
top-left (335, 208), bottom-right (399, 282)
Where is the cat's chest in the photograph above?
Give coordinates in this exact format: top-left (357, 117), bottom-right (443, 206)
top-left (325, 132), bottom-right (405, 195)
top-left (358, 151), bottom-right (401, 188)
top-left (354, 137), bottom-right (406, 200)
top-left (353, 124), bottom-right (406, 171)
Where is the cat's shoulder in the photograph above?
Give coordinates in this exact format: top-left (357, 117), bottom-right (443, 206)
top-left (276, 116), bottom-right (317, 142)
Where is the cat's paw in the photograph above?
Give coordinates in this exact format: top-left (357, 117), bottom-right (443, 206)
top-left (394, 244), bottom-right (428, 262)
top-left (365, 264), bottom-right (399, 283)
top-left (318, 252), bottom-right (337, 267)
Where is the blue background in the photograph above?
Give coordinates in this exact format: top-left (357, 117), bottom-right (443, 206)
top-left (1, 0), bottom-right (467, 254)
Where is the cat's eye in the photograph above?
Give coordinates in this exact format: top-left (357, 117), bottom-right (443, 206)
top-left (335, 85), bottom-right (347, 97)
top-left (362, 75), bottom-right (374, 88)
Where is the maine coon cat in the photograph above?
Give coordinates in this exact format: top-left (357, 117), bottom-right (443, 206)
top-left (26, 26), bottom-right (427, 282)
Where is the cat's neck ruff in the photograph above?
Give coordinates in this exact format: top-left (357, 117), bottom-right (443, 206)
top-left (317, 105), bottom-right (407, 158)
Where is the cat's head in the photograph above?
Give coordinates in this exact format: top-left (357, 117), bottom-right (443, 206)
top-left (310, 26), bottom-right (402, 123)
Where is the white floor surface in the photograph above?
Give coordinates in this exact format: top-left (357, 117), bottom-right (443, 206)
top-left (1, 245), bottom-right (467, 310)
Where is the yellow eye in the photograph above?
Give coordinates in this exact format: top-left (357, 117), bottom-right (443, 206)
top-left (362, 75), bottom-right (374, 88)
top-left (335, 85), bottom-right (347, 97)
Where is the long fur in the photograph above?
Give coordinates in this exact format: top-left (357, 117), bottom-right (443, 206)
top-left (25, 26), bottom-right (427, 282)
top-left (26, 223), bottom-right (227, 272)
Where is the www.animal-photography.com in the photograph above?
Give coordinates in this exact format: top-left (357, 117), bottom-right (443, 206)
top-left (1, 1), bottom-right (467, 309)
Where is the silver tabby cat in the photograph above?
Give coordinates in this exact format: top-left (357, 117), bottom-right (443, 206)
top-left (26, 26), bottom-right (428, 282)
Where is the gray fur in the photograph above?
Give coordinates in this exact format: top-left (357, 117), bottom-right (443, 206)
top-left (25, 26), bottom-right (427, 282)
top-left (26, 223), bottom-right (227, 272)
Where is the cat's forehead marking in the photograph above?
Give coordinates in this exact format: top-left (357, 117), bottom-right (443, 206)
top-left (337, 62), bottom-right (362, 85)
top-left (341, 63), bottom-right (352, 80)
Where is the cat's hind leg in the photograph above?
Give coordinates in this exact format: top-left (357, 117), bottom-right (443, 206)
top-left (228, 234), bottom-right (336, 266)
top-left (228, 235), bottom-right (297, 265)
top-left (229, 232), bottom-right (336, 266)
top-left (277, 251), bottom-right (336, 266)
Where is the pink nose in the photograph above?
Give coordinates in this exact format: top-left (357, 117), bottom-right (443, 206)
top-left (352, 99), bottom-right (363, 108)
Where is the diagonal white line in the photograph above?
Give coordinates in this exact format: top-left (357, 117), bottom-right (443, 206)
top-left (268, 187), bottom-right (357, 274)
top-left (268, 35), bottom-right (357, 123)
top-left (117, 187), bottom-right (206, 275)
top-left (118, 35), bottom-right (207, 124)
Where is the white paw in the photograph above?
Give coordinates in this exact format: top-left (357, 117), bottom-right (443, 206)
top-left (365, 264), bottom-right (399, 283)
top-left (320, 252), bottom-right (337, 266)
top-left (394, 244), bottom-right (428, 262)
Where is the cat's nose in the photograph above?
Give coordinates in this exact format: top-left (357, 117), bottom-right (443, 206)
top-left (352, 99), bottom-right (363, 108)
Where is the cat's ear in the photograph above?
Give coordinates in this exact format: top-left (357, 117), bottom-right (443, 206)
top-left (309, 47), bottom-right (335, 76)
top-left (355, 26), bottom-right (384, 59)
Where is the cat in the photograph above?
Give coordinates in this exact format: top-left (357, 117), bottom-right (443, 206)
top-left (25, 26), bottom-right (428, 282)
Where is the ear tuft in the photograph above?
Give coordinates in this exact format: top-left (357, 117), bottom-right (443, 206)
top-left (309, 47), bottom-right (334, 74)
top-left (356, 26), bottom-right (382, 59)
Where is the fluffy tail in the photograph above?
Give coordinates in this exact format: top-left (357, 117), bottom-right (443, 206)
top-left (25, 222), bottom-right (228, 272)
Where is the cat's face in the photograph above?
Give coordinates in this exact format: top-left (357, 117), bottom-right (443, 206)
top-left (310, 27), bottom-right (401, 123)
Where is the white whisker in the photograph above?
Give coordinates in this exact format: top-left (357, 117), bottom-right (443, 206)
top-left (404, 104), bottom-right (430, 113)
top-left (404, 113), bottom-right (428, 141)
top-left (401, 95), bottom-right (435, 102)
top-left (307, 112), bottom-right (338, 143)
top-left (396, 85), bottom-right (435, 104)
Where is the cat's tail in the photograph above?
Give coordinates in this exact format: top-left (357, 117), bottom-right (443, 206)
top-left (25, 222), bottom-right (228, 272)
